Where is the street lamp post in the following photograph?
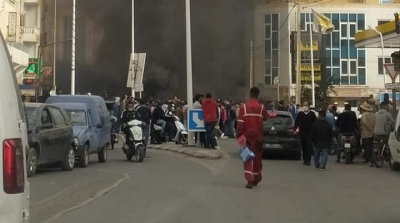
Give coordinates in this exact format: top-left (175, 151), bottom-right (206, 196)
top-left (185, 0), bottom-right (194, 146)
top-left (369, 25), bottom-right (386, 93)
top-left (71, 0), bottom-right (76, 95)
top-left (53, 0), bottom-right (57, 91)
top-left (131, 0), bottom-right (135, 98)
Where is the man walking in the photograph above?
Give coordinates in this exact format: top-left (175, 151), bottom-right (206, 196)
top-left (360, 102), bottom-right (376, 167)
top-left (294, 102), bottom-right (317, 166)
top-left (136, 99), bottom-right (152, 156)
top-left (310, 110), bottom-right (332, 171)
top-left (236, 87), bottom-right (268, 189)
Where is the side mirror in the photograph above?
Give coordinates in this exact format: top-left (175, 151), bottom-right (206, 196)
top-left (41, 123), bottom-right (53, 129)
top-left (96, 123), bottom-right (104, 129)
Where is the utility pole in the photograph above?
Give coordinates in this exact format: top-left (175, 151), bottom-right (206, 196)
top-left (71, 0), bottom-right (76, 95)
top-left (186, 0), bottom-right (195, 146)
top-left (295, 3), bottom-right (302, 105)
top-left (250, 41), bottom-right (254, 88)
top-left (131, 0), bottom-right (135, 98)
top-left (53, 0), bottom-right (57, 91)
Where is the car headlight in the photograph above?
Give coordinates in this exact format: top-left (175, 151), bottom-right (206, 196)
top-left (74, 138), bottom-right (79, 146)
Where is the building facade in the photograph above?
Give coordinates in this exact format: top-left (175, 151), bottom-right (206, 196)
top-left (0, 0), bottom-right (40, 84)
top-left (254, 0), bottom-right (400, 106)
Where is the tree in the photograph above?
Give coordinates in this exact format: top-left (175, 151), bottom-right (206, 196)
top-left (300, 76), bottom-right (336, 110)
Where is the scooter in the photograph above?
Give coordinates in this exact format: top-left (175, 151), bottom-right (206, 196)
top-left (120, 119), bottom-right (145, 162)
top-left (340, 133), bottom-right (357, 164)
top-left (151, 115), bottom-right (188, 145)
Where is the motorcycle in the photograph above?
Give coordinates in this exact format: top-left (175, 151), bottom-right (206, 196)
top-left (340, 133), bottom-right (357, 164)
top-left (151, 115), bottom-right (188, 145)
top-left (120, 119), bottom-right (145, 162)
top-left (372, 123), bottom-right (393, 168)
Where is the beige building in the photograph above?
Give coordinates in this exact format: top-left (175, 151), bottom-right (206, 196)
top-left (253, 0), bottom-right (400, 106)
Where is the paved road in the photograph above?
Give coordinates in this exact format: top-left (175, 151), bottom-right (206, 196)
top-left (30, 140), bottom-right (400, 223)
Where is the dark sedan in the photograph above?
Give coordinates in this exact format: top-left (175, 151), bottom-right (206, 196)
top-left (25, 103), bottom-right (76, 177)
top-left (263, 111), bottom-right (301, 160)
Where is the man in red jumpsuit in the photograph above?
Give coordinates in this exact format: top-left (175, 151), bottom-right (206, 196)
top-left (236, 87), bottom-right (268, 189)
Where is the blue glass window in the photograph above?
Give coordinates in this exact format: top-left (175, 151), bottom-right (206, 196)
top-left (349, 14), bottom-right (357, 22)
top-left (325, 50), bottom-right (331, 66)
top-left (324, 13), bottom-right (331, 19)
top-left (333, 68), bottom-right (340, 83)
top-left (265, 60), bottom-right (271, 74)
top-left (332, 50), bottom-right (340, 66)
top-left (341, 40), bottom-right (349, 58)
top-left (265, 25), bottom-right (271, 39)
top-left (341, 60), bottom-right (348, 74)
top-left (358, 50), bottom-right (365, 66)
top-left (340, 14), bottom-right (348, 22)
top-left (350, 24), bottom-right (356, 37)
top-left (265, 14), bottom-right (271, 23)
top-left (341, 24), bottom-right (348, 38)
top-left (326, 67), bottom-right (332, 77)
top-left (272, 14), bottom-right (279, 30)
top-left (349, 40), bottom-right (357, 58)
top-left (324, 34), bottom-right (331, 47)
top-left (332, 14), bottom-right (339, 31)
top-left (265, 40), bottom-right (271, 59)
top-left (350, 76), bottom-right (358, 85)
top-left (350, 61), bottom-right (357, 74)
top-left (341, 76), bottom-right (349, 85)
top-left (359, 68), bottom-right (366, 85)
top-left (332, 32), bottom-right (340, 48)
top-left (357, 14), bottom-right (365, 30)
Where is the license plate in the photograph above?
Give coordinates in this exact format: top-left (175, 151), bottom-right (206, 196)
top-left (264, 143), bottom-right (282, 148)
top-left (344, 143), bottom-right (351, 149)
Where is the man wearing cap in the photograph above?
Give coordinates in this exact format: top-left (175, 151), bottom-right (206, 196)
top-left (360, 102), bottom-right (376, 167)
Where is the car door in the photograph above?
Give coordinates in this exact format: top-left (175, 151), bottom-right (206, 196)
top-left (49, 107), bottom-right (70, 161)
top-left (87, 110), bottom-right (99, 153)
top-left (39, 107), bottom-right (57, 163)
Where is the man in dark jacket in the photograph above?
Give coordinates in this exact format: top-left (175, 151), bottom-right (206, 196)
top-left (335, 103), bottom-right (358, 163)
top-left (136, 99), bottom-right (152, 153)
top-left (294, 102), bottom-right (317, 165)
top-left (310, 109), bottom-right (332, 170)
top-left (121, 101), bottom-right (142, 146)
top-left (277, 100), bottom-right (287, 111)
top-left (152, 101), bottom-right (166, 138)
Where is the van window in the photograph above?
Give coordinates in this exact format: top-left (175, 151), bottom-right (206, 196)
top-left (41, 108), bottom-right (53, 126)
top-left (88, 111), bottom-right (94, 127)
top-left (49, 107), bottom-right (66, 127)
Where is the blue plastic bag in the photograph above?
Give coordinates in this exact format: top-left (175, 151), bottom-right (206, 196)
top-left (239, 146), bottom-right (255, 163)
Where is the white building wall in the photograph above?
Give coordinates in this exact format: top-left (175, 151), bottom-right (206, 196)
top-left (255, 3), bottom-right (399, 101)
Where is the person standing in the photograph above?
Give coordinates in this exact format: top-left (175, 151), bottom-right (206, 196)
top-left (359, 102), bottom-right (376, 167)
top-left (310, 110), bottom-right (332, 171)
top-left (236, 87), bottom-right (268, 189)
top-left (294, 102), bottom-right (317, 166)
top-left (202, 93), bottom-right (219, 149)
top-left (113, 97), bottom-right (121, 132)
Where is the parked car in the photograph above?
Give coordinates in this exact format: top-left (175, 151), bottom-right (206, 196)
top-left (25, 103), bottom-right (76, 176)
top-left (263, 111), bottom-right (301, 160)
top-left (0, 30), bottom-right (30, 223)
top-left (46, 95), bottom-right (111, 162)
top-left (52, 102), bottom-right (110, 166)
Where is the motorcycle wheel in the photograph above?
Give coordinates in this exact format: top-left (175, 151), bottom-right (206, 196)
top-left (126, 154), bottom-right (133, 161)
top-left (345, 152), bottom-right (351, 164)
top-left (136, 145), bottom-right (145, 163)
top-left (373, 153), bottom-right (383, 168)
top-left (178, 134), bottom-right (188, 145)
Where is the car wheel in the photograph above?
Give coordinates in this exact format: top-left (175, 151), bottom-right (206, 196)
top-left (389, 153), bottom-right (400, 171)
top-left (79, 145), bottom-right (89, 168)
top-left (61, 146), bottom-right (75, 171)
top-left (27, 148), bottom-right (37, 177)
top-left (98, 147), bottom-right (107, 163)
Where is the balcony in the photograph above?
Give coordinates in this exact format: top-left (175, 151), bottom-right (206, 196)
top-left (23, 27), bottom-right (40, 43)
top-left (24, 0), bottom-right (39, 5)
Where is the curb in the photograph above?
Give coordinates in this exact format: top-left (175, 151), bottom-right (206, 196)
top-left (148, 144), bottom-right (223, 160)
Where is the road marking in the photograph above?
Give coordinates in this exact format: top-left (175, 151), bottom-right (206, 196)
top-left (42, 173), bottom-right (130, 223)
top-left (33, 180), bottom-right (82, 206)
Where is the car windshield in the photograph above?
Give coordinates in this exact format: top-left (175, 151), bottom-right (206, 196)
top-left (264, 114), bottom-right (293, 131)
top-left (65, 110), bottom-right (87, 126)
top-left (25, 107), bottom-right (37, 128)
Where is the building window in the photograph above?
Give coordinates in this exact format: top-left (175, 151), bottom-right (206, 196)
top-left (319, 13), bottom-right (366, 86)
top-left (379, 0), bottom-right (393, 3)
top-left (378, 57), bottom-right (392, 75)
top-left (264, 14), bottom-right (279, 86)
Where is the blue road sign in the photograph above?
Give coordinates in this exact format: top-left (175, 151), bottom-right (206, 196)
top-left (188, 109), bottom-right (205, 132)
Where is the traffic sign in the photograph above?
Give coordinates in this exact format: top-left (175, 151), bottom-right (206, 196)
top-left (384, 63), bottom-right (399, 82)
top-left (187, 109), bottom-right (205, 132)
top-left (385, 82), bottom-right (400, 90)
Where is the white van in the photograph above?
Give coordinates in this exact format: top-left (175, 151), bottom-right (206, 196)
top-left (0, 32), bottom-right (30, 221)
top-left (388, 109), bottom-right (400, 171)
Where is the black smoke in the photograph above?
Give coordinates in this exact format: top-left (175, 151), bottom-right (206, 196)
top-left (57, 0), bottom-right (252, 100)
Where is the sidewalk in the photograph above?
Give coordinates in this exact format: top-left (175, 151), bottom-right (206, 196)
top-left (148, 143), bottom-right (223, 159)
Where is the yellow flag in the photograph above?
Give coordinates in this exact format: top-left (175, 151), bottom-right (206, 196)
top-left (312, 9), bottom-right (335, 34)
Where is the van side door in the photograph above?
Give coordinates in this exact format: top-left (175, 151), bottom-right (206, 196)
top-left (39, 108), bottom-right (57, 163)
top-left (87, 110), bottom-right (99, 153)
top-left (49, 107), bottom-right (70, 161)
